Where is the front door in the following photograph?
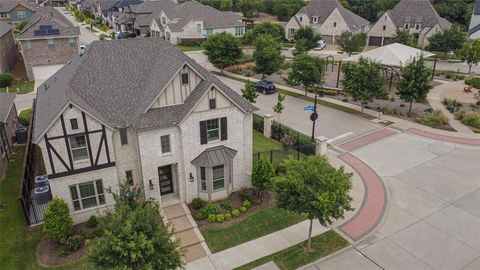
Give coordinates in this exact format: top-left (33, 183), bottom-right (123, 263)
top-left (158, 165), bottom-right (173, 195)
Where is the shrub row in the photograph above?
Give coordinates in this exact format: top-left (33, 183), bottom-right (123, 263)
top-left (193, 199), bottom-right (252, 223)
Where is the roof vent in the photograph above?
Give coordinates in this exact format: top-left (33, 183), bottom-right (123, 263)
top-left (79, 45), bottom-right (86, 56)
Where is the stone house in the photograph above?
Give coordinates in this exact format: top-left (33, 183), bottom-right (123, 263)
top-left (149, 0), bottom-right (245, 45)
top-left (32, 37), bottom-right (257, 224)
top-left (0, 0), bottom-right (36, 24)
top-left (366, 0), bottom-right (452, 48)
top-left (0, 21), bottom-right (20, 73)
top-left (17, 6), bottom-right (80, 81)
top-left (0, 93), bottom-right (18, 181)
top-left (285, 0), bottom-right (370, 44)
top-left (468, 0), bottom-right (480, 39)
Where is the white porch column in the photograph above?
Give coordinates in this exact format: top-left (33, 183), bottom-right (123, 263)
top-left (263, 113), bottom-right (275, 138)
top-left (315, 136), bottom-right (328, 155)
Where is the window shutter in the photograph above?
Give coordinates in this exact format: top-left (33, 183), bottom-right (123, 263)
top-left (200, 120), bottom-right (207, 145)
top-left (220, 117), bottom-right (227, 141)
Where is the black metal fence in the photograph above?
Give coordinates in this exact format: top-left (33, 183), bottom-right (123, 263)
top-left (253, 143), bottom-right (316, 165)
top-left (19, 100), bottom-right (49, 226)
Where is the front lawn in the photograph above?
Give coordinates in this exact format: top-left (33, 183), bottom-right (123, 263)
top-left (176, 45), bottom-right (204, 52)
top-left (0, 80), bottom-right (34, 94)
top-left (234, 230), bottom-right (349, 270)
top-left (0, 146), bottom-right (93, 269)
top-left (253, 130), bottom-right (283, 153)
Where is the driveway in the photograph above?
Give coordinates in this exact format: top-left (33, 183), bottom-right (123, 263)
top-left (309, 132), bottom-right (480, 270)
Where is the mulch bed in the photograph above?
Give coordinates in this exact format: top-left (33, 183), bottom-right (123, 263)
top-left (188, 188), bottom-right (275, 229)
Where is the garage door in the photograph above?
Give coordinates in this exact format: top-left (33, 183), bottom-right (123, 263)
top-left (32, 64), bottom-right (64, 81)
top-left (322, 35), bottom-right (334, 44)
top-left (368, 36), bottom-right (382, 46)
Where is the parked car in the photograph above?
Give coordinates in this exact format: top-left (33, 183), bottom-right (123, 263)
top-left (115, 31), bottom-right (136, 39)
top-left (313, 40), bottom-right (326, 50)
top-left (255, 80), bottom-right (276, 94)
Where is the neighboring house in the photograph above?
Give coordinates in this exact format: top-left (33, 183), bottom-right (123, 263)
top-left (32, 38), bottom-right (257, 224)
top-left (150, 0), bottom-right (245, 45)
top-left (366, 0), bottom-right (452, 48)
top-left (285, 0), bottom-right (370, 44)
top-left (17, 6), bottom-right (80, 81)
top-left (468, 0), bottom-right (480, 39)
top-left (0, 93), bottom-right (18, 181)
top-left (95, 0), bottom-right (142, 27)
top-left (0, 0), bottom-right (36, 24)
top-left (0, 21), bottom-right (20, 73)
top-left (115, 0), bottom-right (176, 36)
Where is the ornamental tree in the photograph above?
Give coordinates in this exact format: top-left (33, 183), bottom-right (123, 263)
top-left (293, 27), bottom-right (321, 55)
top-left (427, 26), bottom-right (465, 57)
top-left (336, 31), bottom-right (366, 56)
top-left (203, 32), bottom-right (243, 73)
top-left (243, 22), bottom-right (284, 44)
top-left (273, 93), bottom-right (285, 123)
top-left (396, 56), bottom-right (432, 113)
top-left (253, 34), bottom-right (284, 78)
top-left (341, 57), bottom-right (385, 112)
top-left (391, 28), bottom-right (417, 47)
top-left (241, 80), bottom-right (259, 103)
top-left (273, 155), bottom-right (353, 250)
top-left (251, 157), bottom-right (275, 193)
top-left (43, 197), bottom-right (73, 242)
top-left (288, 54), bottom-right (326, 96)
top-left (456, 39), bottom-right (480, 74)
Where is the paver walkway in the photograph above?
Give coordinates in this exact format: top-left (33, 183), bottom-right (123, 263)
top-left (338, 128), bottom-right (398, 152)
top-left (407, 128), bottom-right (480, 145)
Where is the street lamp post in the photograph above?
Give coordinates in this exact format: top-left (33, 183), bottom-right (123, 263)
top-left (311, 85), bottom-right (320, 141)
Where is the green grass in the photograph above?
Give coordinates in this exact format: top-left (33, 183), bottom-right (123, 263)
top-left (253, 130), bottom-right (282, 153)
top-left (176, 45), bottom-right (204, 52)
top-left (235, 230), bottom-right (349, 270)
top-left (0, 80), bottom-right (34, 94)
top-left (0, 146), bottom-right (93, 269)
top-left (200, 208), bottom-right (306, 253)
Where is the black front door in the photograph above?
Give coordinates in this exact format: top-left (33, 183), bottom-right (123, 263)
top-left (158, 165), bottom-right (173, 195)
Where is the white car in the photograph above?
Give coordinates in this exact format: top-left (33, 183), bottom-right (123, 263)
top-left (313, 40), bottom-right (326, 50)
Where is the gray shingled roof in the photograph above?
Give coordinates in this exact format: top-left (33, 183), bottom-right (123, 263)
top-left (17, 6), bottom-right (80, 40)
top-left (33, 38), bottom-right (257, 142)
top-left (0, 0), bottom-right (35, 13)
top-left (0, 20), bottom-right (12, 37)
top-left (125, 0), bottom-right (176, 27)
top-left (0, 93), bottom-right (16, 123)
top-left (388, 0), bottom-right (452, 29)
top-left (191, 146), bottom-right (237, 167)
top-left (475, 0), bottom-right (480, 15)
top-left (297, 0), bottom-right (369, 30)
top-left (166, 1), bottom-right (243, 32)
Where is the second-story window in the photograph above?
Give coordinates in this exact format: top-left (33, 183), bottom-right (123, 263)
top-left (404, 23), bottom-right (409, 29)
top-left (415, 24), bottom-right (420, 30)
top-left (160, 135), bottom-right (171, 154)
top-left (181, 73), bottom-right (189, 85)
top-left (70, 118), bottom-right (78, 130)
top-left (383, 25), bottom-right (386, 31)
top-left (333, 22), bottom-right (337, 27)
top-left (69, 135), bottom-right (89, 161)
top-left (119, 128), bottom-right (128, 145)
top-left (200, 117), bottom-right (227, 144)
top-left (313, 16), bottom-right (318, 23)
top-left (299, 16), bottom-right (302, 22)
top-left (47, 39), bottom-right (54, 49)
top-left (196, 24), bottom-right (201, 33)
top-left (17, 10), bottom-right (26, 19)
top-left (209, 99), bottom-right (216, 109)
top-left (161, 16), bottom-right (166, 24)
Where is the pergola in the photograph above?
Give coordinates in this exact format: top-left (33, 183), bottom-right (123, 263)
top-left (337, 43), bottom-right (437, 90)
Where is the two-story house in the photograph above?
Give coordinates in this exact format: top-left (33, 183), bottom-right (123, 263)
top-left (0, 0), bottom-right (36, 24)
top-left (366, 0), bottom-right (452, 48)
top-left (0, 93), bottom-right (18, 181)
top-left (32, 37), bottom-right (257, 224)
top-left (149, 0), bottom-right (245, 45)
top-left (17, 6), bottom-right (80, 81)
top-left (285, 0), bottom-right (370, 44)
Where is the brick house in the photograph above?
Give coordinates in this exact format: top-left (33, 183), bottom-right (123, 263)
top-left (0, 93), bottom-right (18, 181)
top-left (0, 0), bottom-right (36, 24)
top-left (17, 7), bottom-right (80, 81)
top-left (366, 0), bottom-right (452, 48)
top-left (0, 21), bottom-right (20, 73)
top-left (285, 0), bottom-right (370, 44)
top-left (32, 38), bottom-right (257, 224)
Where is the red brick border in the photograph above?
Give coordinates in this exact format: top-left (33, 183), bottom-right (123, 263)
top-left (338, 153), bottom-right (387, 241)
top-left (407, 128), bottom-right (480, 145)
top-left (338, 129), bottom-right (397, 152)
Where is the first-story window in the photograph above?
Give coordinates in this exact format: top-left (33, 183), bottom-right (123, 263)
top-left (69, 180), bottom-right (105, 211)
top-left (69, 135), bottom-right (89, 161)
top-left (160, 135), bottom-right (171, 154)
top-left (212, 165), bottom-right (225, 190)
top-left (125, 170), bottom-right (133, 182)
top-left (206, 28), bottom-right (213, 37)
top-left (200, 167), bottom-right (207, 191)
top-left (235, 26), bottom-right (244, 36)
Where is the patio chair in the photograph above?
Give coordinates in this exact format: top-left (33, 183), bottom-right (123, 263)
top-left (464, 86), bottom-right (473, 93)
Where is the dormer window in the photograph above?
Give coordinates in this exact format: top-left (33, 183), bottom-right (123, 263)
top-left (181, 73), bottom-right (189, 85)
top-left (299, 16), bottom-right (302, 22)
top-left (404, 23), bottom-right (409, 29)
top-left (415, 24), bottom-right (420, 30)
top-left (161, 16), bottom-right (166, 24)
top-left (383, 25), bottom-right (386, 31)
top-left (70, 118), bottom-right (78, 130)
top-left (333, 22), bottom-right (337, 27)
top-left (209, 99), bottom-right (216, 109)
top-left (312, 16), bottom-right (318, 23)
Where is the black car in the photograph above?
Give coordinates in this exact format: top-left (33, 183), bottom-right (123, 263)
top-left (255, 80), bottom-right (276, 94)
top-left (115, 31), bottom-right (136, 39)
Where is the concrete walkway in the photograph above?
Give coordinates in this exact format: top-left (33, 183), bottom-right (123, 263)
top-left (427, 80), bottom-right (474, 134)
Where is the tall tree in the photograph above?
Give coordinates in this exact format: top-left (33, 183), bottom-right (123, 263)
top-left (336, 31), bottom-right (366, 56)
top-left (239, 0), bottom-right (261, 18)
top-left (253, 34), bottom-right (284, 77)
top-left (396, 56), bottom-right (433, 113)
top-left (203, 32), bottom-right (243, 73)
top-left (391, 28), bottom-right (417, 47)
top-left (243, 22), bottom-right (284, 44)
top-left (456, 39), bottom-right (480, 74)
top-left (273, 93), bottom-right (285, 123)
top-left (241, 80), bottom-right (259, 103)
top-left (90, 181), bottom-right (184, 269)
top-left (427, 26), bottom-right (466, 57)
top-left (341, 57), bottom-right (385, 112)
top-left (288, 54), bottom-right (326, 96)
top-left (273, 155), bottom-right (353, 250)
top-left (220, 0), bottom-right (233, 10)
top-left (293, 27), bottom-right (321, 55)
